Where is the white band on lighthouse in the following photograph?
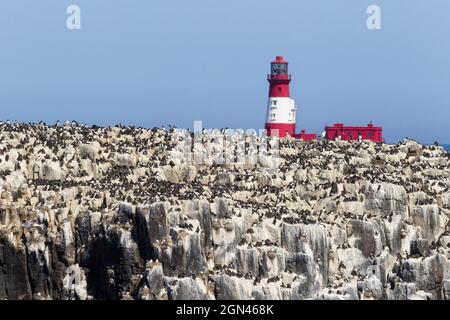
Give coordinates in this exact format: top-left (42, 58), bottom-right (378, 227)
top-left (266, 97), bottom-right (297, 124)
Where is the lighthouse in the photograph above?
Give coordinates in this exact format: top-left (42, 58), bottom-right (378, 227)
top-left (264, 56), bottom-right (317, 141)
top-left (265, 56), bottom-right (297, 138)
top-left (263, 56), bottom-right (381, 143)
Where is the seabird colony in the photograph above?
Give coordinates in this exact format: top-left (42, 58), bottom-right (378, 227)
top-left (0, 122), bottom-right (449, 300)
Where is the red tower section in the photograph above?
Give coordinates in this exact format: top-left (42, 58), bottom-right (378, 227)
top-left (268, 57), bottom-right (291, 98)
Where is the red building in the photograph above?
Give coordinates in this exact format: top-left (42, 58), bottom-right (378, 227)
top-left (325, 123), bottom-right (383, 143)
top-left (294, 130), bottom-right (317, 141)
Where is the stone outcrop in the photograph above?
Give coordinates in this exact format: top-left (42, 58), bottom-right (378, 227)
top-left (0, 123), bottom-right (449, 300)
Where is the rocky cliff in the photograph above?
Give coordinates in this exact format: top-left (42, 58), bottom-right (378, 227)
top-left (0, 123), bottom-right (449, 300)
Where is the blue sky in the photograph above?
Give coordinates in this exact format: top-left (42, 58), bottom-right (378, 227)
top-left (0, 1), bottom-right (449, 143)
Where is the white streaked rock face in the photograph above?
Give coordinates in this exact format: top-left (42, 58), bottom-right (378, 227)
top-left (63, 264), bottom-right (88, 300)
top-left (0, 123), bottom-right (449, 300)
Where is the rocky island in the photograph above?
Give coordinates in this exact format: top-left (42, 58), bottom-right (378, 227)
top-left (0, 123), bottom-right (449, 300)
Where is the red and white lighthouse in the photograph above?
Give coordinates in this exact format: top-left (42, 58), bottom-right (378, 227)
top-left (263, 56), bottom-right (381, 142)
top-left (265, 56), bottom-right (297, 138)
top-left (265, 56), bottom-right (316, 141)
